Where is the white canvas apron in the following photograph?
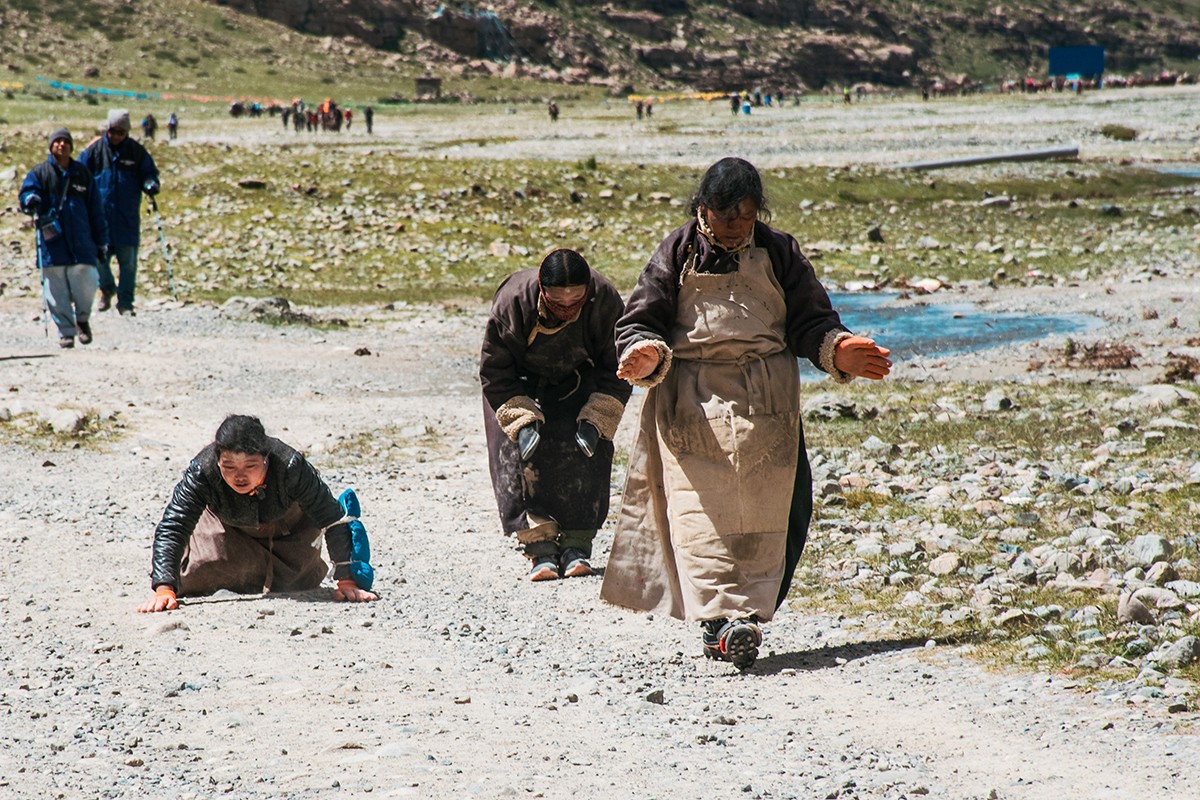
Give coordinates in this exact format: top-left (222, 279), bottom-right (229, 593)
top-left (601, 245), bottom-right (800, 622)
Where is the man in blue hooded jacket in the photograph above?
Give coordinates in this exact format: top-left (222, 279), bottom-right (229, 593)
top-left (79, 109), bottom-right (160, 316)
top-left (18, 128), bottom-right (109, 348)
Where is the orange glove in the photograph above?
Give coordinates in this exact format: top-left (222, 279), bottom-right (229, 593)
top-left (834, 336), bottom-right (892, 380)
top-left (333, 579), bottom-right (379, 603)
top-left (136, 585), bottom-right (178, 613)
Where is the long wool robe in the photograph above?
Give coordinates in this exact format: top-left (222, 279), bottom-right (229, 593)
top-left (480, 268), bottom-right (631, 538)
top-left (600, 219), bottom-right (853, 621)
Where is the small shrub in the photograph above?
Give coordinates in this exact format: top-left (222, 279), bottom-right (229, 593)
top-left (1100, 124), bottom-right (1137, 141)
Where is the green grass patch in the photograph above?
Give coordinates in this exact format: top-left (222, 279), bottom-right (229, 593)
top-left (1100, 124), bottom-right (1138, 141)
top-left (0, 410), bottom-right (123, 450)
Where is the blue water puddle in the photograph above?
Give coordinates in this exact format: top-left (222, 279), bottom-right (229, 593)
top-left (807, 291), bottom-right (1099, 377)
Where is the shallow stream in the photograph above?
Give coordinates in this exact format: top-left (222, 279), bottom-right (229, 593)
top-left (825, 291), bottom-right (1097, 369)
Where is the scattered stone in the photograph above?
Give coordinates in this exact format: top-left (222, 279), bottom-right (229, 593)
top-left (237, 178), bottom-right (268, 189)
top-left (1130, 586), bottom-right (1183, 610)
top-left (45, 408), bottom-right (88, 435)
top-left (994, 608), bottom-right (1036, 629)
top-left (645, 689), bottom-right (665, 704)
top-left (1008, 553), bottom-right (1038, 583)
top-left (1129, 535), bottom-right (1172, 567)
top-left (1156, 636), bottom-right (1200, 670)
top-left (1117, 591), bottom-right (1155, 625)
top-left (1144, 562), bottom-right (1178, 586)
top-left (861, 435), bottom-right (898, 460)
top-left (1165, 579), bottom-right (1200, 598)
top-left (928, 552), bottom-right (961, 576)
top-left (865, 225), bottom-right (884, 243)
top-left (803, 393), bottom-right (858, 420)
top-left (1112, 384), bottom-right (1197, 412)
top-left (982, 389), bottom-right (1013, 411)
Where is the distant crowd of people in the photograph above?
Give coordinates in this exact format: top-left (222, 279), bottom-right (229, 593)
top-left (274, 99), bottom-right (374, 134)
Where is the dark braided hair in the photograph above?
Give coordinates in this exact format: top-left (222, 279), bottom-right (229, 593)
top-left (687, 157), bottom-right (771, 222)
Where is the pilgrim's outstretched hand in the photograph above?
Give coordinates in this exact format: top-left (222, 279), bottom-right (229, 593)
top-left (334, 579), bottom-right (379, 603)
top-left (834, 336), bottom-right (892, 380)
top-left (136, 586), bottom-right (178, 613)
top-left (617, 341), bottom-right (661, 381)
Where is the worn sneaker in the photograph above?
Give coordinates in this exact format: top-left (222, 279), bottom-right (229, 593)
top-left (77, 321), bottom-right (93, 345)
top-left (58, 336), bottom-right (75, 349)
top-left (701, 618), bottom-right (762, 671)
top-left (701, 619), bottom-right (725, 660)
top-left (98, 290), bottom-right (114, 311)
top-left (560, 548), bottom-right (594, 578)
top-left (529, 553), bottom-right (560, 582)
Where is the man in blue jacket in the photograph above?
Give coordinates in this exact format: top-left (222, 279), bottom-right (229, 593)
top-left (18, 129), bottom-right (109, 348)
top-left (79, 109), bottom-right (160, 316)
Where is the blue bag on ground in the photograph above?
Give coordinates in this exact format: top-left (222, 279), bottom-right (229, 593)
top-left (337, 488), bottom-right (374, 591)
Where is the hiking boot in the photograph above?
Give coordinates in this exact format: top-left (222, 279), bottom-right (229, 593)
top-left (701, 618), bottom-right (762, 671)
top-left (118, 306), bottom-right (136, 317)
top-left (560, 548), bottom-right (594, 578)
top-left (77, 321), bottom-right (93, 345)
top-left (98, 290), bottom-right (114, 311)
top-left (59, 336), bottom-right (75, 349)
top-left (701, 619), bottom-right (724, 660)
top-left (529, 553), bottom-right (560, 582)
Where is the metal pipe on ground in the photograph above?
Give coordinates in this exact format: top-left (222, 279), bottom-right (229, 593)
top-left (896, 145), bottom-right (1080, 171)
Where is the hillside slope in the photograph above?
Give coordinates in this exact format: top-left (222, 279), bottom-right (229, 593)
top-left (2, 0), bottom-right (1198, 98)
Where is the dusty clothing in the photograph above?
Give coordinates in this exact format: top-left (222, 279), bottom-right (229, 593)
top-left (150, 437), bottom-right (352, 593)
top-left (179, 503), bottom-right (329, 595)
top-left (601, 220), bottom-right (850, 622)
top-left (480, 268), bottom-right (630, 538)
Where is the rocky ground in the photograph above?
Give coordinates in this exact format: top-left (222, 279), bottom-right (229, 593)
top-left (1, 89), bottom-right (1199, 799)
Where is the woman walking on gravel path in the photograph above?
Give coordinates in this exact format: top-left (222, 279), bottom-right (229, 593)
top-left (480, 249), bottom-right (631, 581)
top-left (136, 415), bottom-right (378, 612)
top-left (601, 157), bottom-right (891, 670)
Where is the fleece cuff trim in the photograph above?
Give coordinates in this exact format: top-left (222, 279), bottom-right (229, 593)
top-left (577, 392), bottom-right (627, 440)
top-left (496, 395), bottom-right (544, 441)
top-left (620, 339), bottom-right (673, 389)
top-left (819, 329), bottom-right (855, 384)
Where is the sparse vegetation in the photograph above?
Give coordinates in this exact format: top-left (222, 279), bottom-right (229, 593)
top-left (794, 377), bottom-right (1200, 692)
top-left (1101, 124), bottom-right (1139, 141)
top-left (0, 410), bottom-right (123, 449)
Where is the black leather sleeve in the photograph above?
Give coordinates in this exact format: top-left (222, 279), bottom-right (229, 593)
top-left (150, 460), bottom-right (212, 589)
top-left (284, 453), bottom-right (352, 580)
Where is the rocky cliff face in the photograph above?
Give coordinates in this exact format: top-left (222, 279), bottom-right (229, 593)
top-left (204, 1), bottom-right (1200, 90)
